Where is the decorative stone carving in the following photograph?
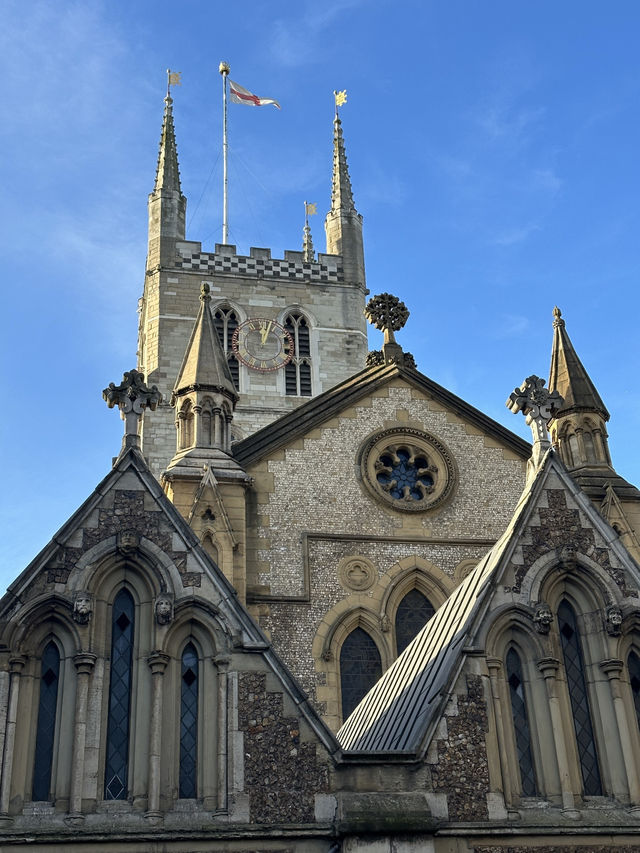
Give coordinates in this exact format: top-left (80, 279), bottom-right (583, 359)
top-left (560, 543), bottom-right (577, 570)
top-left (380, 614), bottom-right (391, 633)
top-left (364, 293), bottom-right (410, 341)
top-left (155, 595), bottom-right (174, 625)
top-left (533, 602), bottom-right (553, 634)
top-left (72, 591), bottom-right (93, 624)
top-left (103, 368), bottom-right (162, 438)
top-left (358, 427), bottom-right (457, 513)
top-left (338, 556), bottom-right (376, 592)
top-left (605, 605), bottom-right (623, 636)
top-left (506, 375), bottom-right (564, 471)
top-left (117, 530), bottom-right (140, 556)
top-left (366, 349), bottom-right (416, 369)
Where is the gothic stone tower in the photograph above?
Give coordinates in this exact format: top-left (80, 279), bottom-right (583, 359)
top-left (137, 94), bottom-right (368, 476)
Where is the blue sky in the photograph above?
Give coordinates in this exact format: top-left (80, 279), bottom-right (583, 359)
top-left (1, 1), bottom-right (639, 591)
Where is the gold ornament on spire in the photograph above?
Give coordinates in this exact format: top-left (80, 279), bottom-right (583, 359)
top-left (304, 202), bottom-right (317, 216)
top-left (334, 89), bottom-right (347, 107)
top-left (166, 69), bottom-right (182, 96)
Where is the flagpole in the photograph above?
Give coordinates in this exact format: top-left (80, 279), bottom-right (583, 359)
top-left (219, 62), bottom-right (230, 244)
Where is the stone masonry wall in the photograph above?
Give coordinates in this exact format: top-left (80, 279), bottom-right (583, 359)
top-left (238, 672), bottom-right (329, 824)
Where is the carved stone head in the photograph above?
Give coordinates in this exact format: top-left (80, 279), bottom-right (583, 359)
top-left (533, 602), bottom-right (553, 634)
top-left (606, 605), bottom-right (623, 636)
top-left (155, 595), bottom-right (173, 625)
top-left (73, 591), bottom-right (93, 624)
top-left (117, 530), bottom-right (140, 556)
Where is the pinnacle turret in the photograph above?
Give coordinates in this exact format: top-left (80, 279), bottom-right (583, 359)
top-left (154, 95), bottom-right (182, 193)
top-left (330, 114), bottom-right (356, 213)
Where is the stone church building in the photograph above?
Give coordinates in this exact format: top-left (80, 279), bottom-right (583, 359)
top-left (1, 91), bottom-right (640, 852)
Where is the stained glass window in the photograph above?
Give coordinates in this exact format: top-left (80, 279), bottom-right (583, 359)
top-left (104, 589), bottom-right (135, 800)
top-left (506, 648), bottom-right (537, 796)
top-left (395, 589), bottom-right (435, 655)
top-left (32, 641), bottom-right (60, 801)
top-left (340, 627), bottom-right (382, 720)
top-left (628, 651), bottom-right (640, 733)
top-left (558, 600), bottom-right (602, 795)
top-left (179, 643), bottom-right (199, 798)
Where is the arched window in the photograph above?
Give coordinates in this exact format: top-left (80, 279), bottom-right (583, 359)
top-left (32, 641), bottom-right (60, 801)
top-left (628, 651), bottom-right (640, 734)
top-left (179, 401), bottom-right (194, 450)
top-left (506, 648), bottom-right (537, 796)
top-left (213, 306), bottom-right (240, 390)
top-left (284, 311), bottom-right (312, 396)
top-left (104, 589), bottom-right (135, 800)
top-left (340, 627), bottom-right (381, 721)
top-left (179, 643), bottom-right (199, 798)
top-left (395, 588), bottom-right (435, 655)
top-left (557, 600), bottom-right (602, 795)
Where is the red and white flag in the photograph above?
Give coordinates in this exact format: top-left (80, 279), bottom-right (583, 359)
top-left (229, 79), bottom-right (281, 109)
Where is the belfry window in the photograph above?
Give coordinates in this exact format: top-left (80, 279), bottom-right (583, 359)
top-left (506, 648), bottom-right (537, 796)
top-left (395, 589), bottom-right (434, 655)
top-left (179, 643), bottom-right (199, 798)
top-left (284, 311), bottom-right (312, 396)
top-left (213, 306), bottom-right (240, 390)
top-left (558, 600), bottom-right (602, 795)
top-left (32, 641), bottom-right (60, 801)
top-left (340, 627), bottom-right (381, 721)
top-left (104, 589), bottom-right (135, 800)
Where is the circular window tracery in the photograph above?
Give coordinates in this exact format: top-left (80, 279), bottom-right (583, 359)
top-left (359, 428), bottom-right (457, 512)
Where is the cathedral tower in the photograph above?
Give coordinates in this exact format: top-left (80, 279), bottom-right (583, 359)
top-left (137, 92), bottom-right (369, 477)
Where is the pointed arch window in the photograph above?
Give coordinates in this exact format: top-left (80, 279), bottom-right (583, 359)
top-left (395, 589), bottom-right (435, 656)
top-left (558, 600), bottom-right (602, 795)
top-left (179, 643), bottom-right (199, 798)
top-left (104, 589), bottom-right (135, 800)
top-left (284, 311), bottom-right (312, 396)
top-left (628, 651), bottom-right (640, 734)
top-left (506, 648), bottom-right (537, 796)
top-left (340, 627), bottom-right (381, 721)
top-left (214, 306), bottom-right (240, 390)
top-left (179, 400), bottom-right (194, 450)
top-left (32, 641), bottom-right (60, 801)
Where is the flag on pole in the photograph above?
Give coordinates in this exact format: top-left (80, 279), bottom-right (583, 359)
top-left (229, 79), bottom-right (281, 109)
top-left (168, 71), bottom-right (182, 86)
top-left (305, 202), bottom-right (317, 216)
top-left (334, 89), bottom-right (347, 107)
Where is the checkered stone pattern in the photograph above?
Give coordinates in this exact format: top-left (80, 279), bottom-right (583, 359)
top-left (177, 250), bottom-right (343, 283)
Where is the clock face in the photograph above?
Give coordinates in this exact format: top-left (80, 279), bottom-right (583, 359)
top-left (231, 318), bottom-right (294, 372)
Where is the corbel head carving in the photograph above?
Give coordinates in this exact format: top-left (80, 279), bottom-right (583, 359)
top-left (72, 591), bottom-right (93, 624)
top-left (533, 602), bottom-right (553, 634)
top-left (155, 594), bottom-right (174, 625)
top-left (605, 605), bottom-right (623, 636)
top-left (117, 530), bottom-right (140, 556)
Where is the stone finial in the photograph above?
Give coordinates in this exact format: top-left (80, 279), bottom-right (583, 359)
top-left (552, 305), bottom-right (565, 329)
top-left (365, 293), bottom-right (410, 364)
top-left (302, 222), bottom-right (314, 262)
top-left (103, 369), bottom-right (163, 448)
top-left (507, 375), bottom-right (564, 472)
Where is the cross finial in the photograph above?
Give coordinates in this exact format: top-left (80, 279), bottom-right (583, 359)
top-left (506, 375), bottom-right (564, 474)
top-left (103, 369), bottom-right (163, 450)
top-left (364, 293), bottom-right (409, 345)
top-left (552, 305), bottom-right (565, 329)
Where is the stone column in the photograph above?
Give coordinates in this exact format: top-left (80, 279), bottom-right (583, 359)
top-left (213, 408), bottom-right (223, 449)
top-left (0, 657), bottom-right (26, 820)
top-left (215, 655), bottom-right (230, 811)
top-left (538, 657), bottom-right (579, 817)
top-left (486, 658), bottom-right (516, 810)
top-left (67, 653), bottom-right (97, 823)
top-left (601, 659), bottom-right (640, 809)
top-left (193, 403), bottom-right (203, 447)
top-left (145, 652), bottom-right (169, 822)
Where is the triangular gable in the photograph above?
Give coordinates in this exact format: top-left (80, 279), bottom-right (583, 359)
top-left (0, 445), bottom-right (339, 754)
top-left (336, 450), bottom-right (640, 755)
top-left (233, 361), bottom-right (530, 467)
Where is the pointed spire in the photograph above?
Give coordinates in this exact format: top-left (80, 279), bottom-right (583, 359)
top-left (330, 114), bottom-right (356, 213)
top-left (154, 94), bottom-right (182, 193)
top-left (302, 222), bottom-right (314, 262)
top-left (173, 283), bottom-right (237, 399)
top-left (548, 307), bottom-right (609, 420)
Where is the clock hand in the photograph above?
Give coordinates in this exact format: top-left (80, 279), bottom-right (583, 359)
top-left (260, 321), bottom-right (272, 344)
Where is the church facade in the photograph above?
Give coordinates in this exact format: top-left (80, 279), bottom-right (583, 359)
top-left (1, 90), bottom-right (640, 852)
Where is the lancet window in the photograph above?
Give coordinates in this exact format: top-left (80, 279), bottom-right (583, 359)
top-left (506, 647), bottom-right (537, 796)
top-left (340, 627), bottom-right (382, 720)
top-left (32, 641), bottom-right (60, 801)
top-left (104, 588), bottom-right (135, 800)
top-left (284, 311), bottom-right (312, 396)
top-left (213, 306), bottom-right (240, 390)
top-left (179, 643), bottom-right (199, 798)
top-left (557, 600), bottom-right (602, 795)
top-left (395, 588), bottom-right (435, 655)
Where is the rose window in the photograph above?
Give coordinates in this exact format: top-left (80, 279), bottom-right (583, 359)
top-left (359, 428), bottom-right (457, 513)
top-left (374, 445), bottom-right (437, 503)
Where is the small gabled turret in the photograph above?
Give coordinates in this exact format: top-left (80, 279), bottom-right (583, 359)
top-left (324, 104), bottom-right (365, 287)
top-left (548, 307), bottom-right (612, 471)
top-left (147, 93), bottom-right (186, 268)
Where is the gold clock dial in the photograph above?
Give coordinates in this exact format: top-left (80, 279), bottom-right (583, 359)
top-left (231, 318), bottom-right (294, 372)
